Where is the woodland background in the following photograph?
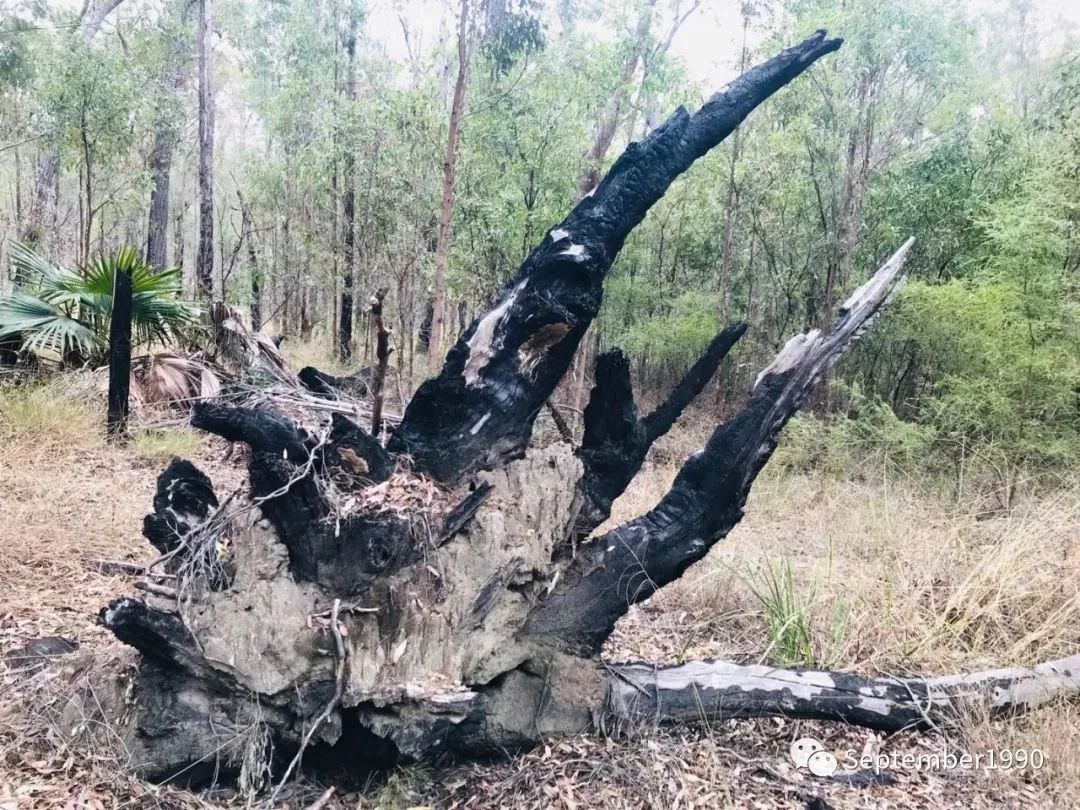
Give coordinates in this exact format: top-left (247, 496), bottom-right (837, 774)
top-left (0, 0), bottom-right (1076, 493)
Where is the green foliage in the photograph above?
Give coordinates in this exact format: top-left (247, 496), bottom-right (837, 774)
top-left (744, 556), bottom-right (818, 668)
top-left (609, 288), bottom-right (721, 366)
top-left (129, 428), bottom-right (200, 463)
top-left (0, 244), bottom-right (202, 364)
top-left (1, 0), bottom-right (1077, 482)
top-left (773, 403), bottom-right (937, 477)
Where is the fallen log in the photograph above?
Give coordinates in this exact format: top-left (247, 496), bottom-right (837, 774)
top-left (606, 656), bottom-right (1080, 732)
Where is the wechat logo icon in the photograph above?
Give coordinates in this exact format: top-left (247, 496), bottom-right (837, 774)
top-left (790, 737), bottom-right (838, 777)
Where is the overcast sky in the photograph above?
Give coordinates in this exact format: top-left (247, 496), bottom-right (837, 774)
top-left (363, 0), bottom-right (1080, 90)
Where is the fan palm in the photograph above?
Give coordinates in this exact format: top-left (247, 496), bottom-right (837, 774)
top-left (0, 243), bottom-right (202, 364)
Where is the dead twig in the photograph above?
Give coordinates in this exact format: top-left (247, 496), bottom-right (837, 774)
top-left (134, 580), bottom-right (178, 599)
top-left (302, 786), bottom-right (336, 810)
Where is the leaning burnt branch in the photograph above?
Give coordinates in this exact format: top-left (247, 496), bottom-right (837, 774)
top-left (575, 323), bottom-right (746, 536)
top-left (389, 31), bottom-right (843, 483)
top-left (606, 654), bottom-right (1080, 733)
top-left (523, 239), bottom-right (914, 654)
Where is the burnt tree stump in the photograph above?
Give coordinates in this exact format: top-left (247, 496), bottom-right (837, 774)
top-left (93, 31), bottom-right (1080, 789)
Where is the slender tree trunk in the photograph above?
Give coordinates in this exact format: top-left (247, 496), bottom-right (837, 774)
top-left (577, 0), bottom-right (655, 197)
top-left (106, 261), bottom-right (133, 436)
top-left (427, 0), bottom-right (470, 373)
top-left (195, 0), bottom-right (215, 300)
top-left (370, 287), bottom-right (391, 438)
top-left (173, 203), bottom-right (186, 273)
top-left (21, 153), bottom-right (57, 247)
top-left (145, 43), bottom-right (187, 272)
top-left (338, 10), bottom-right (358, 361)
top-left (145, 135), bottom-right (175, 272)
top-left (13, 146), bottom-right (22, 227)
top-left (79, 114), bottom-right (95, 264)
top-left (236, 190), bottom-right (261, 330)
top-left (717, 10), bottom-right (751, 321)
top-left (248, 227), bottom-right (261, 332)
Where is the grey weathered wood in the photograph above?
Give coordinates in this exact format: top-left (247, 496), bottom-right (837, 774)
top-left (607, 655), bottom-right (1080, 732)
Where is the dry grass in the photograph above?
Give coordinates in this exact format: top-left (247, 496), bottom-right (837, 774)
top-left (1, 379), bottom-right (1078, 808)
top-left (603, 450), bottom-right (1080, 808)
top-left (279, 332), bottom-right (354, 378)
top-left (607, 463), bottom-right (1080, 676)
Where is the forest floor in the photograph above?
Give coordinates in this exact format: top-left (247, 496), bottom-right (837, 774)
top-left (1, 373), bottom-right (1079, 809)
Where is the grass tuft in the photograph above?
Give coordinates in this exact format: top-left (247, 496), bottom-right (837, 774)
top-left (129, 427), bottom-right (199, 462)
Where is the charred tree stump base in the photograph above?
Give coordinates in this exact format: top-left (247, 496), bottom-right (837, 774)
top-left (96, 406), bottom-right (1080, 785)
top-left (101, 443), bottom-right (605, 781)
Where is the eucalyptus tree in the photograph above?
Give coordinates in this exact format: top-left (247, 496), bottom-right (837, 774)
top-left (427, 0), bottom-right (545, 370)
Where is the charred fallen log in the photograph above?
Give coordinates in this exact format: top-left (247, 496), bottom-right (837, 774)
top-left (298, 365), bottom-right (374, 400)
top-left (607, 656), bottom-right (1080, 733)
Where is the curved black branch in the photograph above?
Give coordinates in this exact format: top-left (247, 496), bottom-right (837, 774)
top-left (188, 403), bottom-right (404, 587)
top-left (524, 240), bottom-right (913, 654)
top-left (192, 402), bottom-right (309, 460)
top-left (574, 324), bottom-right (746, 536)
top-left (389, 32), bottom-right (843, 482)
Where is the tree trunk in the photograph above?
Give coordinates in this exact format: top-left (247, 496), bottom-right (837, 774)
top-left (89, 34), bottom-right (1076, 794)
top-left (195, 0), bottom-right (215, 300)
top-left (716, 8), bottom-right (751, 321)
top-left (577, 0), bottom-right (655, 197)
top-left (369, 287), bottom-right (391, 438)
top-left (338, 11), bottom-right (358, 361)
top-left (248, 224), bottom-right (261, 332)
top-left (145, 135), bottom-right (174, 272)
top-left (106, 260), bottom-right (133, 436)
top-left (427, 0), bottom-right (470, 373)
top-left (20, 153), bottom-right (57, 247)
top-left (145, 32), bottom-right (188, 272)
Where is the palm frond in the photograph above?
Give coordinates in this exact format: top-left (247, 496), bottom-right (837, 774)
top-left (2, 244), bottom-right (203, 363)
top-left (9, 241), bottom-right (65, 287)
top-left (0, 293), bottom-right (100, 359)
top-left (132, 352), bottom-right (223, 407)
